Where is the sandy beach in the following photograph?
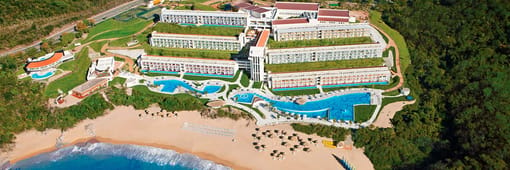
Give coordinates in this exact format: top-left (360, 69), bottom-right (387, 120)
top-left (1, 106), bottom-right (374, 170)
top-left (373, 100), bottom-right (416, 128)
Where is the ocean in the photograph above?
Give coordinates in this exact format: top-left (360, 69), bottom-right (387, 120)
top-left (8, 142), bottom-right (231, 170)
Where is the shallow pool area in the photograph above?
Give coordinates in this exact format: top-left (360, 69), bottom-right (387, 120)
top-left (31, 71), bottom-right (55, 80)
top-left (154, 79), bottom-right (222, 94)
top-left (233, 93), bottom-right (371, 121)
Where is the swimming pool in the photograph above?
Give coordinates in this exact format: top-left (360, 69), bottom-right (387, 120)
top-left (233, 93), bottom-right (371, 121)
top-left (31, 71), bottom-right (55, 80)
top-left (154, 80), bottom-right (222, 94)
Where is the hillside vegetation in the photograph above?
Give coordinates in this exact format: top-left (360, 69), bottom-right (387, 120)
top-left (0, 0), bottom-right (131, 50)
top-left (352, 1), bottom-right (510, 169)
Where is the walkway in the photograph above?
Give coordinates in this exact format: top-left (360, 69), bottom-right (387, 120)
top-left (369, 23), bottom-right (404, 92)
top-left (372, 100), bottom-right (415, 128)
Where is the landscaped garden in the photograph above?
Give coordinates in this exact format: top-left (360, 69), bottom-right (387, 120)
top-left (265, 58), bottom-right (384, 73)
top-left (354, 105), bottom-right (377, 123)
top-left (267, 37), bottom-right (373, 49)
top-left (45, 49), bottom-right (91, 97)
top-left (83, 18), bottom-right (152, 43)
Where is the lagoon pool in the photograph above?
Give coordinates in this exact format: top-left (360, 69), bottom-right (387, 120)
top-left (233, 93), bottom-right (371, 121)
top-left (154, 80), bottom-right (222, 94)
top-left (31, 71), bottom-right (55, 80)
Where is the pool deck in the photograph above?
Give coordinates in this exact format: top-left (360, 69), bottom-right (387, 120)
top-left (118, 71), bottom-right (386, 129)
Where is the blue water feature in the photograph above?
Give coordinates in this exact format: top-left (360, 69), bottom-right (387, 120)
top-left (233, 93), bottom-right (371, 121)
top-left (154, 79), bottom-right (222, 94)
top-left (31, 71), bottom-right (55, 80)
top-left (9, 143), bottom-right (230, 170)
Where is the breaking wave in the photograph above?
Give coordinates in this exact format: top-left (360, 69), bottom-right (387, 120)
top-left (10, 142), bottom-right (231, 170)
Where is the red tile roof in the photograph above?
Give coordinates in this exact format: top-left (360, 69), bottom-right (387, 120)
top-left (252, 7), bottom-right (270, 13)
top-left (256, 30), bottom-right (270, 47)
top-left (275, 2), bottom-right (319, 11)
top-left (318, 9), bottom-right (349, 17)
top-left (317, 17), bottom-right (349, 22)
top-left (26, 52), bottom-right (63, 69)
top-left (235, 2), bottom-right (251, 8)
top-left (272, 18), bottom-right (309, 25)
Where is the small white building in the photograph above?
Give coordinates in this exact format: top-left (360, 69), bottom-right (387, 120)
top-left (274, 2), bottom-right (319, 19)
top-left (25, 50), bottom-right (74, 73)
top-left (87, 57), bottom-right (115, 81)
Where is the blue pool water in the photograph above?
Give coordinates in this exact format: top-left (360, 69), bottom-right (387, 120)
top-left (31, 71), bottom-right (55, 79)
top-left (10, 143), bottom-right (230, 170)
top-left (154, 80), bottom-right (222, 94)
top-left (233, 93), bottom-right (371, 121)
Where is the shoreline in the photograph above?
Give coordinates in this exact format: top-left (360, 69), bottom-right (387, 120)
top-left (1, 106), bottom-right (374, 170)
top-left (7, 136), bottom-right (246, 170)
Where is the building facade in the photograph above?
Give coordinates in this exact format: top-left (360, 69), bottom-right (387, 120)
top-left (139, 55), bottom-right (239, 77)
top-left (150, 31), bottom-right (246, 51)
top-left (272, 23), bottom-right (371, 41)
top-left (25, 50), bottom-right (74, 72)
top-left (87, 57), bottom-right (115, 81)
top-left (161, 9), bottom-right (248, 26)
top-left (72, 78), bottom-right (109, 98)
top-left (274, 2), bottom-right (319, 19)
top-left (266, 43), bottom-right (384, 64)
top-left (267, 67), bottom-right (391, 90)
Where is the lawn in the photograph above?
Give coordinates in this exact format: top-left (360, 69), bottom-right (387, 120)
top-left (370, 11), bottom-right (411, 73)
top-left (146, 47), bottom-right (235, 59)
top-left (265, 58), bottom-right (384, 73)
top-left (152, 23), bottom-right (243, 36)
top-left (109, 37), bottom-right (132, 47)
top-left (323, 76), bottom-right (400, 92)
top-left (240, 72), bottom-right (250, 87)
top-left (252, 82), bottom-right (263, 89)
top-left (89, 41), bottom-right (108, 52)
top-left (45, 49), bottom-right (91, 97)
top-left (267, 37), bottom-right (373, 49)
top-left (109, 77), bottom-right (126, 87)
top-left (84, 19), bottom-right (151, 43)
top-left (227, 84), bottom-right (240, 96)
top-left (354, 105), bottom-right (377, 123)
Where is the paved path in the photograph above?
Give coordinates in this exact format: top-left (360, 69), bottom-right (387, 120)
top-left (372, 100), bottom-right (415, 128)
top-left (369, 23), bottom-right (404, 92)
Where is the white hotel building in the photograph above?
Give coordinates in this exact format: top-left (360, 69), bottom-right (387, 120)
top-left (150, 31), bottom-right (246, 51)
top-left (267, 66), bottom-right (391, 90)
top-left (148, 2), bottom-right (392, 89)
top-left (138, 55), bottom-right (239, 77)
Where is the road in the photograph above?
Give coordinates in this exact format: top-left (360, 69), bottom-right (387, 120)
top-left (0, 0), bottom-right (145, 57)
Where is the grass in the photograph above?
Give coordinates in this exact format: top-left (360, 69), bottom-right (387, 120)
top-left (89, 41), bottom-right (108, 52)
top-left (354, 105), bottom-right (377, 123)
top-left (240, 103), bottom-right (266, 118)
top-left (109, 37), bottom-right (133, 47)
top-left (252, 82), bottom-right (263, 89)
top-left (84, 18), bottom-right (151, 43)
top-left (153, 23), bottom-right (243, 36)
top-left (376, 29), bottom-right (389, 43)
top-left (109, 77), bottom-right (126, 87)
top-left (267, 37), bottom-right (373, 49)
top-left (114, 56), bottom-right (126, 62)
top-left (370, 11), bottom-right (411, 73)
top-left (382, 90), bottom-right (401, 96)
top-left (227, 84), bottom-right (240, 96)
top-left (265, 58), bottom-right (384, 73)
top-left (45, 49), bottom-right (91, 97)
top-left (240, 72), bottom-right (250, 87)
top-left (271, 88), bottom-right (321, 96)
top-left (146, 47), bottom-right (235, 59)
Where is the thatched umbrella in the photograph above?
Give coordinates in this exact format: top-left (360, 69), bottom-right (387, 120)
top-left (279, 135), bottom-right (284, 140)
top-left (274, 129), bottom-right (279, 133)
top-left (268, 134), bottom-right (274, 138)
top-left (252, 142), bottom-right (258, 145)
top-left (252, 133), bottom-right (257, 138)
top-left (303, 147), bottom-right (311, 152)
top-left (292, 133), bottom-right (297, 136)
top-left (308, 137), bottom-right (312, 141)
top-left (255, 128), bottom-right (260, 131)
top-left (261, 144), bottom-right (266, 149)
top-left (294, 145), bottom-right (300, 149)
top-left (281, 142), bottom-right (290, 147)
top-left (256, 136), bottom-right (261, 141)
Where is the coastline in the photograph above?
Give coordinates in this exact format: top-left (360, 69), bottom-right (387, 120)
top-left (1, 106), bottom-right (374, 170)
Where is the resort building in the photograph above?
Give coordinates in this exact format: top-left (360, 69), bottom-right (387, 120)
top-left (160, 8), bottom-right (248, 26)
top-left (266, 43), bottom-right (384, 64)
top-left (274, 2), bottom-right (319, 19)
top-left (236, 3), bottom-right (277, 29)
top-left (150, 31), bottom-right (246, 51)
top-left (71, 78), bottom-right (109, 98)
top-left (87, 57), bottom-right (115, 81)
top-left (317, 9), bottom-right (355, 24)
top-left (267, 66), bottom-right (391, 90)
top-left (249, 29), bottom-right (270, 82)
top-left (272, 23), bottom-right (371, 41)
top-left (138, 55), bottom-right (239, 77)
top-left (25, 50), bottom-right (74, 72)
